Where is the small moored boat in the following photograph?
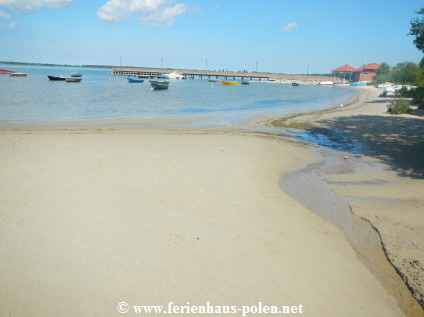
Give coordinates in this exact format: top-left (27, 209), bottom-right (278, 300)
top-left (209, 79), bottom-right (218, 82)
top-left (221, 81), bottom-right (238, 86)
top-left (150, 80), bottom-right (169, 90)
top-left (163, 71), bottom-right (184, 80)
top-left (48, 75), bottom-right (66, 81)
top-left (66, 77), bottom-right (82, 83)
top-left (241, 79), bottom-right (250, 85)
top-left (0, 68), bottom-right (14, 74)
top-left (318, 81), bottom-right (334, 86)
top-left (9, 73), bottom-right (27, 77)
top-left (127, 77), bottom-right (144, 83)
top-left (69, 72), bottom-right (82, 77)
top-left (291, 82), bottom-right (300, 86)
top-left (349, 82), bottom-right (368, 87)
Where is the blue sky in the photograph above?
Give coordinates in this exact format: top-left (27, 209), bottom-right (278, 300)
top-left (0, 0), bottom-right (422, 73)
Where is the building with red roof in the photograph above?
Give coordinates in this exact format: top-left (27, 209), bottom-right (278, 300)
top-left (332, 64), bottom-right (356, 81)
top-left (332, 64), bottom-right (357, 72)
top-left (332, 63), bottom-right (380, 82)
top-left (352, 63), bottom-right (380, 82)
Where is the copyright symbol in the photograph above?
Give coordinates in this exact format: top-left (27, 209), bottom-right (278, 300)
top-left (117, 302), bottom-right (129, 313)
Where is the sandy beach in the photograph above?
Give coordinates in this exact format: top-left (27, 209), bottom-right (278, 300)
top-left (268, 86), bottom-right (424, 315)
top-left (0, 87), bottom-right (422, 316)
top-left (0, 127), bottom-right (408, 316)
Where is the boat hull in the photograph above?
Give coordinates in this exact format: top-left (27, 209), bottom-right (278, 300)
top-left (127, 78), bottom-right (144, 83)
top-left (70, 72), bottom-right (82, 77)
top-left (221, 81), bottom-right (238, 86)
top-left (318, 81), bottom-right (334, 86)
top-left (349, 82), bottom-right (368, 86)
top-left (0, 69), bottom-right (14, 74)
top-left (164, 72), bottom-right (184, 79)
top-left (149, 80), bottom-right (169, 89)
top-left (48, 75), bottom-right (66, 81)
top-left (9, 73), bottom-right (27, 77)
top-left (66, 78), bottom-right (82, 83)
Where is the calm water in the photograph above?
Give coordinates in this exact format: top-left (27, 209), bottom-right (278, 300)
top-left (0, 65), bottom-right (356, 126)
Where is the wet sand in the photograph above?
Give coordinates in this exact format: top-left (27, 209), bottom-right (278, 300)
top-left (268, 86), bottom-right (424, 314)
top-left (0, 128), bottom-right (405, 316)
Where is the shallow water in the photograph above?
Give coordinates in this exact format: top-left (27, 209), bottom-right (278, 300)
top-left (0, 64), bottom-right (356, 125)
top-left (280, 149), bottom-right (423, 316)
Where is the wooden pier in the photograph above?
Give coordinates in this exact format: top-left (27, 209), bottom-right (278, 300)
top-left (112, 67), bottom-right (336, 82)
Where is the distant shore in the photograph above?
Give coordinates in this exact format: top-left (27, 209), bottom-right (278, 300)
top-left (1, 61), bottom-right (336, 82)
top-left (0, 60), bottom-right (114, 69)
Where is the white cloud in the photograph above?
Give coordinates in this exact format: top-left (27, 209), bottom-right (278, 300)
top-left (7, 20), bottom-right (16, 28)
top-left (0, 20), bottom-right (17, 28)
top-left (129, 0), bottom-right (167, 12)
top-left (282, 22), bottom-right (298, 32)
top-left (97, 0), bottom-right (132, 22)
top-left (97, 0), bottom-right (187, 27)
top-left (0, 9), bottom-right (10, 18)
top-left (0, 0), bottom-right (73, 12)
top-left (139, 3), bottom-right (185, 27)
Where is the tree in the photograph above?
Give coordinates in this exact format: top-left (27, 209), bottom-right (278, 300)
top-left (373, 62), bottom-right (391, 84)
top-left (409, 8), bottom-right (424, 86)
top-left (409, 8), bottom-right (424, 108)
top-left (390, 62), bottom-right (420, 84)
top-left (409, 8), bottom-right (424, 55)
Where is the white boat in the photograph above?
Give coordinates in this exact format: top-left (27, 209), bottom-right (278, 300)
top-left (9, 72), bottom-right (27, 77)
top-left (163, 71), bottom-right (185, 80)
top-left (66, 77), bottom-right (82, 83)
top-left (318, 81), bottom-right (334, 86)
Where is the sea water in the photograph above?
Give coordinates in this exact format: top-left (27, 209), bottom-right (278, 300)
top-left (0, 65), bottom-right (357, 126)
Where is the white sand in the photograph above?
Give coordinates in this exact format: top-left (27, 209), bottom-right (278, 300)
top-left (0, 130), bottom-right (404, 316)
top-left (267, 86), bottom-right (424, 315)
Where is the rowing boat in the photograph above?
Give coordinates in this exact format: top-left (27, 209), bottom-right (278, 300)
top-left (221, 81), bottom-right (238, 86)
top-left (150, 80), bottom-right (169, 90)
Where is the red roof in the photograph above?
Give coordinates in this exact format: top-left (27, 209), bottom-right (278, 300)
top-left (332, 64), bottom-right (357, 72)
top-left (354, 63), bottom-right (380, 72)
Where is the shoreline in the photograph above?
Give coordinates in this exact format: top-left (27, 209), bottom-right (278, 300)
top-left (0, 86), bottom-right (422, 316)
top-left (260, 86), bottom-right (374, 130)
top-left (266, 86), bottom-right (424, 314)
top-left (0, 83), bottom-right (358, 131)
top-left (1, 129), bottom-right (406, 316)
top-left (280, 147), bottom-right (422, 316)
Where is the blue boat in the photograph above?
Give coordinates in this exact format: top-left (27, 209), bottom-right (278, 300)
top-left (149, 80), bottom-right (169, 90)
top-left (48, 75), bottom-right (66, 81)
top-left (291, 82), bottom-right (300, 86)
top-left (349, 82), bottom-right (368, 86)
top-left (127, 77), bottom-right (144, 83)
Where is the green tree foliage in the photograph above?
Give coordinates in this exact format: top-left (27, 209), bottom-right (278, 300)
top-left (373, 62), bottom-right (391, 84)
top-left (409, 8), bottom-right (424, 88)
top-left (387, 99), bottom-right (412, 115)
top-left (407, 8), bottom-right (424, 108)
top-left (390, 62), bottom-right (421, 84)
top-left (410, 87), bottom-right (424, 108)
top-left (409, 8), bottom-right (424, 54)
top-left (373, 62), bottom-right (420, 85)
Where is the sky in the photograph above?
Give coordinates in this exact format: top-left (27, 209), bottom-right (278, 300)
top-left (0, 0), bottom-right (423, 74)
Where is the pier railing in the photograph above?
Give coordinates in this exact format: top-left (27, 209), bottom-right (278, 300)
top-left (112, 67), bottom-right (336, 82)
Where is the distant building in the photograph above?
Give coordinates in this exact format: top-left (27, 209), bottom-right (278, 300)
top-left (352, 63), bottom-right (380, 82)
top-left (331, 64), bottom-right (357, 81)
top-left (332, 63), bottom-right (380, 82)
